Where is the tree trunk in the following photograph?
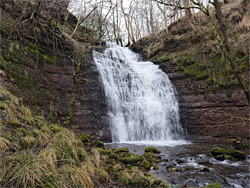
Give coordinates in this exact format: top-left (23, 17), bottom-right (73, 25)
top-left (183, 0), bottom-right (192, 19)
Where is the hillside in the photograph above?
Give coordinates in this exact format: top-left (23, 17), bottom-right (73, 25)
top-left (0, 85), bottom-right (173, 187)
top-left (132, 0), bottom-right (249, 139)
top-left (0, 1), bottom-right (171, 187)
top-left (0, 0), bottom-right (112, 141)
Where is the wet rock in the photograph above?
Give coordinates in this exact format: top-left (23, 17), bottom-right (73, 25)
top-left (200, 167), bottom-right (210, 172)
top-left (176, 158), bottom-right (184, 164)
top-left (91, 140), bottom-right (104, 148)
top-left (167, 167), bottom-right (180, 173)
top-left (211, 147), bottom-right (246, 160)
top-left (118, 148), bottom-right (129, 153)
top-left (152, 164), bottom-right (159, 170)
top-left (145, 147), bottom-right (161, 154)
top-left (109, 148), bottom-right (118, 153)
top-left (231, 138), bottom-right (250, 150)
top-left (203, 183), bottom-right (222, 188)
top-left (79, 133), bottom-right (92, 143)
top-left (162, 159), bottom-right (169, 162)
top-left (141, 160), bottom-right (151, 169)
top-left (119, 154), bottom-right (142, 165)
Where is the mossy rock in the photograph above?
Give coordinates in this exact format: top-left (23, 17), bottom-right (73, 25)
top-left (79, 133), bottom-right (92, 143)
top-left (203, 183), bottom-right (222, 188)
top-left (231, 138), bottom-right (250, 150)
top-left (143, 151), bottom-right (153, 160)
top-left (153, 155), bottom-right (162, 163)
top-left (91, 140), bottom-right (104, 148)
top-left (109, 148), bottom-right (118, 153)
top-left (214, 154), bottom-right (235, 161)
top-left (152, 164), bottom-right (159, 170)
top-left (97, 148), bottom-right (110, 155)
top-left (119, 155), bottom-right (142, 165)
top-left (211, 147), bottom-right (246, 160)
top-left (49, 124), bottom-right (65, 132)
top-left (145, 147), bottom-right (160, 154)
top-left (109, 151), bottom-right (118, 160)
top-left (152, 179), bottom-right (169, 188)
top-left (141, 160), bottom-right (151, 169)
top-left (118, 148), bottom-right (129, 153)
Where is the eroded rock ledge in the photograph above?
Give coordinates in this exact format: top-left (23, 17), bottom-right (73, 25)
top-left (151, 60), bottom-right (249, 139)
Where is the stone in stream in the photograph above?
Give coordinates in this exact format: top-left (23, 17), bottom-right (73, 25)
top-left (211, 147), bottom-right (246, 160)
top-left (118, 148), bottom-right (129, 153)
top-left (200, 167), bottom-right (210, 172)
top-left (145, 147), bottom-right (161, 154)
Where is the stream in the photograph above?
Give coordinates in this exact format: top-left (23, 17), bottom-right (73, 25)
top-left (106, 140), bottom-right (250, 188)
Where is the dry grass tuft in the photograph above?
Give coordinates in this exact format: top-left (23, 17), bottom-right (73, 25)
top-left (0, 151), bottom-right (51, 188)
top-left (50, 130), bottom-right (83, 162)
top-left (40, 147), bottom-right (58, 176)
top-left (34, 126), bottom-right (52, 147)
top-left (20, 135), bottom-right (36, 149)
top-left (0, 136), bottom-right (11, 152)
top-left (58, 164), bottom-right (94, 188)
top-left (91, 148), bottom-right (101, 168)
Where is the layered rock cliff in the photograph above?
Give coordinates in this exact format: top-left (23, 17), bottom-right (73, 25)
top-left (156, 61), bottom-right (248, 139)
top-left (0, 0), bottom-right (111, 141)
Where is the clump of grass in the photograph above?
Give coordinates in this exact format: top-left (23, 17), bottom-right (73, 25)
top-left (58, 164), bottom-right (94, 188)
top-left (33, 126), bottom-right (52, 147)
top-left (0, 151), bottom-right (52, 188)
top-left (20, 135), bottom-right (36, 149)
top-left (0, 136), bottom-right (11, 152)
top-left (50, 130), bottom-right (82, 162)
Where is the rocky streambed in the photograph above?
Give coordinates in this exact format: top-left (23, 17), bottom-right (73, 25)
top-left (106, 139), bottom-right (250, 188)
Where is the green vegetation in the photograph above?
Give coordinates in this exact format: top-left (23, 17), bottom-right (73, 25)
top-left (203, 183), bottom-right (222, 188)
top-left (230, 138), bottom-right (250, 150)
top-left (0, 86), bottom-right (170, 187)
top-left (118, 147), bottom-right (129, 152)
top-left (132, 1), bottom-right (249, 99)
top-left (211, 147), bottom-right (246, 160)
top-left (145, 146), bottom-right (161, 154)
top-left (79, 133), bottom-right (92, 143)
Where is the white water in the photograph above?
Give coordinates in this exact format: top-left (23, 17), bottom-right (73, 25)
top-left (93, 42), bottom-right (184, 142)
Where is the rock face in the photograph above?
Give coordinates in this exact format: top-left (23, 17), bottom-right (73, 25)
top-left (0, 0), bottom-right (111, 142)
top-left (157, 61), bottom-right (249, 139)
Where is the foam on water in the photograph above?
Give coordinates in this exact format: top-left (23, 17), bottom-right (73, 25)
top-left (105, 140), bottom-right (189, 146)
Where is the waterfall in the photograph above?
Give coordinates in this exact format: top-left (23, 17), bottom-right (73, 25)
top-left (93, 42), bottom-right (184, 143)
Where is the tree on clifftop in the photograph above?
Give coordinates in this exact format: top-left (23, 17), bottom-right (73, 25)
top-left (153, 0), bottom-right (249, 104)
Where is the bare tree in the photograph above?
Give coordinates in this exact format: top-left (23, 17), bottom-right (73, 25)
top-left (153, 0), bottom-right (249, 104)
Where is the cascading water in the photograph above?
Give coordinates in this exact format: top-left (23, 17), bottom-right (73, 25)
top-left (93, 42), bottom-right (184, 143)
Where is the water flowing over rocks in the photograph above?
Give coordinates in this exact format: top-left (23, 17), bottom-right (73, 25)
top-left (93, 43), bottom-right (185, 142)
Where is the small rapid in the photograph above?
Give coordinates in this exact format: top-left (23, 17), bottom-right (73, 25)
top-left (93, 42), bottom-right (184, 142)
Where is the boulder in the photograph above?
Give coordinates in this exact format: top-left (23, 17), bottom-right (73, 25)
top-left (211, 147), bottom-right (246, 160)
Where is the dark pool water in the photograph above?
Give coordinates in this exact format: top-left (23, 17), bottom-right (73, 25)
top-left (105, 140), bottom-right (250, 188)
